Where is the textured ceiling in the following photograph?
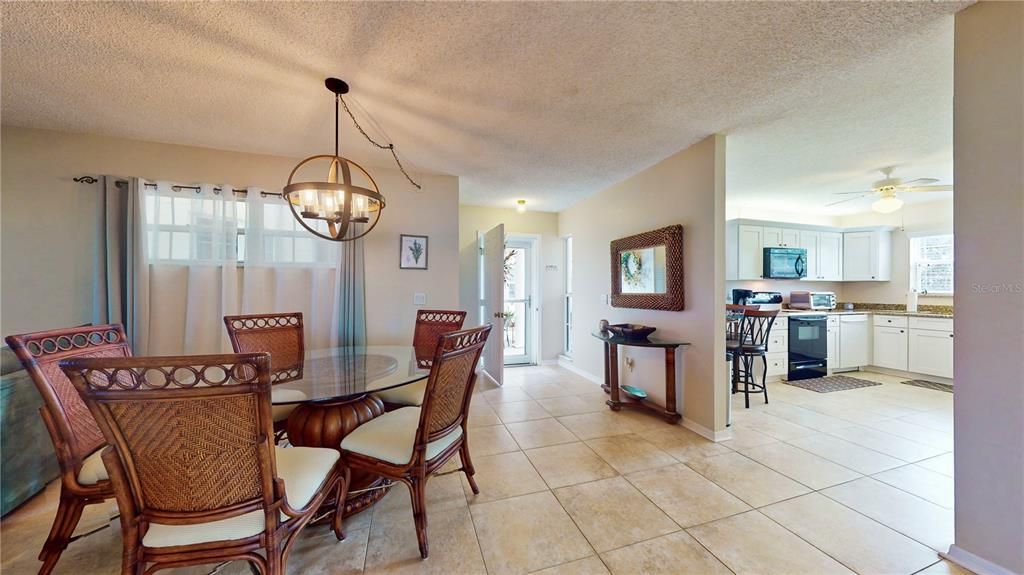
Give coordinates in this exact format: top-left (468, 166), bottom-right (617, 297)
top-left (2, 2), bottom-right (967, 212)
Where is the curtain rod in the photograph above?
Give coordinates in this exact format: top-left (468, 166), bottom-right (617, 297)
top-left (75, 176), bottom-right (283, 198)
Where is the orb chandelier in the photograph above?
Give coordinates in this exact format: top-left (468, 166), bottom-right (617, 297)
top-left (284, 78), bottom-right (419, 242)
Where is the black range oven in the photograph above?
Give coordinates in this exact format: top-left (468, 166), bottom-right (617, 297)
top-left (788, 314), bottom-right (827, 380)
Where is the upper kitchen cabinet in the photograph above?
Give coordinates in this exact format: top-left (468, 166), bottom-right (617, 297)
top-left (843, 230), bottom-right (892, 281)
top-left (727, 220), bottom-right (852, 281)
top-left (798, 230), bottom-right (843, 281)
top-left (765, 226), bottom-right (799, 248)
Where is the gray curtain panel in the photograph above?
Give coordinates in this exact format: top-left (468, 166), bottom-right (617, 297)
top-left (337, 228), bottom-right (367, 349)
top-left (92, 176), bottom-right (147, 350)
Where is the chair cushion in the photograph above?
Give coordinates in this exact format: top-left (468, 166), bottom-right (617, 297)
top-left (270, 388), bottom-right (308, 422)
top-left (373, 378), bottom-right (426, 407)
top-left (142, 446), bottom-right (338, 548)
top-left (77, 449), bottom-right (108, 485)
top-left (340, 407), bottom-right (463, 465)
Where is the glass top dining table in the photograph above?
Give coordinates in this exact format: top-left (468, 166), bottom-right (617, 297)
top-left (269, 345), bottom-right (431, 405)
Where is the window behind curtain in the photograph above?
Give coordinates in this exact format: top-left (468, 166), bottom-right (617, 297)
top-left (910, 234), bottom-right (954, 294)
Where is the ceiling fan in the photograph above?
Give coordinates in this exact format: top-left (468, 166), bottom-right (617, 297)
top-left (828, 167), bottom-right (953, 213)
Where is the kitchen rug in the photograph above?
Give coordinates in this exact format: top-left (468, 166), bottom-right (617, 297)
top-left (783, 375), bottom-right (882, 393)
top-left (901, 379), bottom-right (954, 393)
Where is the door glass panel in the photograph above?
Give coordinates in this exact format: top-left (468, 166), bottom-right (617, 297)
top-left (503, 244), bottom-right (531, 365)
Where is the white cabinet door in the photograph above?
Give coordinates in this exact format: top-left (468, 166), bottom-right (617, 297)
top-left (737, 225), bottom-right (764, 280)
top-left (781, 228), bottom-right (800, 248)
top-left (909, 329), bottom-right (954, 379)
top-left (818, 232), bottom-right (843, 281)
top-left (763, 227), bottom-right (784, 248)
top-left (798, 231), bottom-right (820, 281)
top-left (827, 316), bottom-right (839, 365)
top-left (839, 315), bottom-right (871, 368)
top-left (843, 231), bottom-right (877, 280)
top-left (873, 326), bottom-right (908, 370)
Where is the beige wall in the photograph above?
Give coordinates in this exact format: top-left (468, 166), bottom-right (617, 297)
top-left (458, 205), bottom-right (563, 362)
top-left (949, 3), bottom-right (1024, 574)
top-left (559, 135), bottom-right (727, 436)
top-left (0, 126), bottom-right (460, 345)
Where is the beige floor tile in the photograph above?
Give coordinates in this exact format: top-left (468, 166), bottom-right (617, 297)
top-left (642, 425), bottom-right (733, 463)
top-left (917, 559), bottom-right (976, 575)
top-left (762, 493), bottom-right (939, 574)
top-left (557, 412), bottom-right (633, 440)
top-left (584, 433), bottom-right (676, 474)
top-left (524, 442), bottom-right (619, 489)
top-left (822, 477), bottom-right (954, 552)
top-left (686, 452), bottom-right (810, 508)
top-left (554, 476), bottom-right (678, 553)
top-left (468, 402), bottom-right (502, 428)
top-left (467, 424), bottom-right (521, 457)
top-left (374, 472), bottom-right (467, 520)
top-left (600, 531), bottom-right (731, 575)
top-left (523, 382), bottom-right (576, 399)
top-left (471, 491), bottom-right (593, 575)
top-left (735, 411), bottom-right (818, 441)
top-left (283, 524), bottom-right (369, 575)
top-left (560, 381), bottom-right (605, 396)
top-left (688, 510), bottom-right (854, 575)
top-left (493, 399), bottom-right (552, 423)
top-left (462, 451), bottom-right (548, 504)
top-left (786, 433), bottom-right (905, 474)
top-left (916, 452), bottom-right (955, 477)
top-left (760, 402), bottom-right (855, 432)
top-left (506, 418), bottom-right (579, 449)
top-left (865, 418), bottom-right (954, 451)
top-left (529, 556), bottom-right (610, 575)
top-left (364, 506), bottom-right (486, 575)
top-left (721, 426), bottom-right (779, 450)
top-left (626, 463), bottom-right (750, 527)
top-left (826, 425), bottom-right (947, 462)
top-left (484, 386), bottom-right (533, 404)
top-left (740, 442), bottom-right (862, 490)
top-left (539, 395), bottom-right (607, 417)
top-left (899, 410), bottom-right (955, 434)
top-left (874, 464), bottom-right (954, 509)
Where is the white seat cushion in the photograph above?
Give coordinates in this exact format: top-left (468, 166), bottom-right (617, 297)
top-left (340, 407), bottom-right (462, 465)
top-left (373, 378), bottom-right (426, 406)
top-left (142, 446), bottom-right (338, 548)
top-left (77, 449), bottom-right (108, 485)
top-left (271, 388), bottom-right (308, 422)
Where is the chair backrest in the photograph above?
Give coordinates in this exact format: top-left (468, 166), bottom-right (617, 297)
top-left (417, 325), bottom-right (491, 445)
top-left (5, 324), bottom-right (132, 475)
top-left (726, 304), bottom-right (761, 312)
top-left (224, 313), bottom-right (304, 381)
top-left (738, 310), bottom-right (779, 348)
top-left (412, 310), bottom-right (467, 360)
top-left (60, 353), bottom-right (277, 526)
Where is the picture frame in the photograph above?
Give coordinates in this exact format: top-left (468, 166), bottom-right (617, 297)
top-left (399, 234), bottom-right (429, 270)
top-left (610, 225), bottom-right (684, 311)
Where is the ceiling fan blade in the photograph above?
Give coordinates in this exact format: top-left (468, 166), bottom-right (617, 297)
top-left (834, 190), bottom-right (874, 195)
top-left (826, 194), bottom-right (870, 207)
top-left (901, 185), bottom-right (953, 193)
top-left (897, 178), bottom-right (939, 187)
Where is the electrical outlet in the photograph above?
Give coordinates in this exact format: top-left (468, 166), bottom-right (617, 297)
top-left (413, 293), bottom-right (427, 305)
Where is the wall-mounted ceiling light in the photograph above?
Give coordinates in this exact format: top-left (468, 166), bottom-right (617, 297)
top-left (516, 200), bottom-right (527, 213)
top-left (871, 195), bottom-right (904, 214)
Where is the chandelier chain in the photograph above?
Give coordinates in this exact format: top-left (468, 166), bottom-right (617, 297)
top-left (339, 95), bottom-right (422, 190)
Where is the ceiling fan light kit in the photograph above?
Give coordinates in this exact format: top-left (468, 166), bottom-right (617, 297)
top-left (829, 168), bottom-right (952, 214)
top-left (872, 196), bottom-right (904, 214)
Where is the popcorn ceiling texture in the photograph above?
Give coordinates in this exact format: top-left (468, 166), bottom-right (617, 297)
top-left (1, 2), bottom-right (968, 211)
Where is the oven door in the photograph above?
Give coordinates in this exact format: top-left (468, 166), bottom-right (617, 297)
top-left (763, 248), bottom-right (807, 279)
top-left (788, 315), bottom-right (827, 380)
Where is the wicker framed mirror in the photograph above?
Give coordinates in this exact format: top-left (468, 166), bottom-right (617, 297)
top-left (610, 225), bottom-right (684, 311)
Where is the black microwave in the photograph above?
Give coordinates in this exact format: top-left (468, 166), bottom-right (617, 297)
top-left (763, 247), bottom-right (807, 279)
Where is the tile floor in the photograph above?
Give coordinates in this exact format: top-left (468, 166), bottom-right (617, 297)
top-left (0, 366), bottom-right (971, 575)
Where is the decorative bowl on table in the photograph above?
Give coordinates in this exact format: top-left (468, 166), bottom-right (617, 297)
top-left (606, 324), bottom-right (656, 340)
top-left (621, 385), bottom-right (648, 400)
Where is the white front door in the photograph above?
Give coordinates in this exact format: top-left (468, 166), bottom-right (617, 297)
top-left (480, 225), bottom-right (505, 385)
top-left (503, 238), bottom-right (534, 366)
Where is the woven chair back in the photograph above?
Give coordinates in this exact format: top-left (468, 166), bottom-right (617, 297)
top-left (5, 324), bottom-right (132, 466)
top-left (412, 310), bottom-right (467, 362)
top-left (224, 313), bottom-right (304, 381)
top-left (418, 325), bottom-right (491, 440)
top-left (60, 353), bottom-right (276, 521)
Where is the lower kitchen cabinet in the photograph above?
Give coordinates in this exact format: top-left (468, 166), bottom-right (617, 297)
top-left (826, 316), bottom-right (839, 365)
top-left (838, 314), bottom-right (870, 369)
top-left (908, 329), bottom-right (954, 379)
top-left (873, 325), bottom-right (908, 371)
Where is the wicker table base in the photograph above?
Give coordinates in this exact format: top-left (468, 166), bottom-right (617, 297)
top-left (286, 394), bottom-right (390, 516)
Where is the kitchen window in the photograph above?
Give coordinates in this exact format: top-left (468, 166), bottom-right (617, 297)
top-left (910, 234), bottom-right (954, 295)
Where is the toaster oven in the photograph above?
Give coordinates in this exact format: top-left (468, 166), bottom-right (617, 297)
top-left (790, 291), bottom-right (836, 310)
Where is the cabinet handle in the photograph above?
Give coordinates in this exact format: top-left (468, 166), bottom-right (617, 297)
top-left (949, 334), bottom-right (954, 338)
top-left (900, 330), bottom-right (905, 333)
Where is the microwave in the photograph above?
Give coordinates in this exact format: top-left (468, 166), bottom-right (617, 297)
top-left (790, 291), bottom-right (837, 310)
top-left (763, 247), bottom-right (807, 279)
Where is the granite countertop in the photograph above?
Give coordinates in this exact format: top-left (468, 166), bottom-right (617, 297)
top-left (779, 309), bottom-right (954, 319)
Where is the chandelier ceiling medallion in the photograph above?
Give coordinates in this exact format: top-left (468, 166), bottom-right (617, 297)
top-left (283, 77), bottom-right (420, 242)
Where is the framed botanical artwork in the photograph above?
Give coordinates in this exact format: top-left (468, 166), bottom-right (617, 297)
top-left (400, 234), bottom-right (429, 270)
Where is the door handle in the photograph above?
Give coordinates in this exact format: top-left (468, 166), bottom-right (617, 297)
top-left (493, 312), bottom-right (504, 319)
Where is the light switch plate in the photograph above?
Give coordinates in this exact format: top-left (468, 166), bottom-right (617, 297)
top-left (413, 293), bottom-right (427, 305)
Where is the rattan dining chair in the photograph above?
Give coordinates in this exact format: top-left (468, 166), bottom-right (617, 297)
top-left (375, 309), bottom-right (468, 408)
top-left (5, 324), bottom-right (131, 575)
top-left (224, 313), bottom-right (309, 439)
top-left (339, 324), bottom-right (491, 559)
top-left (59, 352), bottom-right (348, 575)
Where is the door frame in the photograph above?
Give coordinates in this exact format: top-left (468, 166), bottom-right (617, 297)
top-left (503, 233), bottom-right (542, 366)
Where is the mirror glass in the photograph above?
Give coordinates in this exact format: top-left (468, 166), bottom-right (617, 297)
top-left (619, 245), bottom-right (667, 294)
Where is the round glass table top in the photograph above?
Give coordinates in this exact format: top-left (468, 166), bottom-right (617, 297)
top-left (270, 345), bottom-right (431, 405)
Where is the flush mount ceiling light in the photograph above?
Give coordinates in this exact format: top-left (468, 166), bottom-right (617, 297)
top-left (283, 78), bottom-right (420, 242)
top-left (871, 192), bottom-right (904, 214)
top-left (516, 200), bottom-right (527, 213)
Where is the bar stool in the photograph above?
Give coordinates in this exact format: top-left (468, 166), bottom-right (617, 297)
top-left (727, 309), bottom-right (778, 408)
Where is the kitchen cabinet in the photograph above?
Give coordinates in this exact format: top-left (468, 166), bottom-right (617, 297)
top-left (873, 324), bottom-right (908, 370)
top-left (736, 224), bottom-right (764, 280)
top-left (818, 232), bottom-right (843, 281)
top-left (839, 314), bottom-right (870, 368)
top-left (826, 316), bottom-right (839, 366)
top-left (764, 227), bottom-right (799, 248)
top-left (843, 230), bottom-right (892, 281)
top-left (908, 329), bottom-right (954, 379)
top-left (798, 232), bottom-right (820, 281)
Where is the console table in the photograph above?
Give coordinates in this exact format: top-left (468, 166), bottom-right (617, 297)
top-left (592, 331), bottom-right (689, 423)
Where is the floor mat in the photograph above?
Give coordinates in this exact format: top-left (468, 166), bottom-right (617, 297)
top-left (783, 375), bottom-right (882, 393)
top-left (901, 379), bottom-right (954, 393)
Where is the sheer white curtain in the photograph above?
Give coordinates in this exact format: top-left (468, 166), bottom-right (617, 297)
top-left (138, 180), bottom-right (345, 355)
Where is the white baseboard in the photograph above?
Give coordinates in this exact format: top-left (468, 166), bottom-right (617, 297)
top-left (942, 545), bottom-right (1019, 575)
top-left (682, 418), bottom-right (733, 442)
top-left (480, 370), bottom-right (500, 387)
top-left (556, 357), bottom-right (603, 385)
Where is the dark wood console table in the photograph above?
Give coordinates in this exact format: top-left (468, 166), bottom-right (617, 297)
top-left (592, 331), bottom-right (689, 423)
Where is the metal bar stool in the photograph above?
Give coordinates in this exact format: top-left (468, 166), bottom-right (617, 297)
top-left (727, 309), bottom-right (778, 408)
